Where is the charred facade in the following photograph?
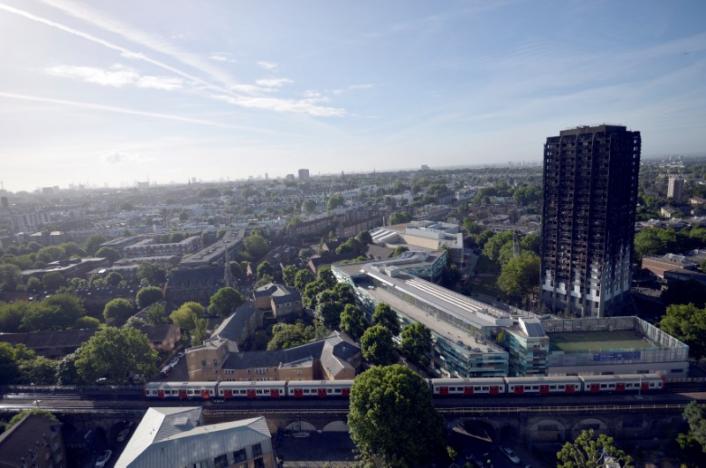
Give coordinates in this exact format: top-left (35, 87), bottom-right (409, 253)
top-left (540, 125), bottom-right (641, 317)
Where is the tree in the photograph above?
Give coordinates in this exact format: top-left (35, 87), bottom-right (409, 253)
top-left (318, 267), bottom-right (336, 288)
top-left (0, 302), bottom-right (25, 332)
top-left (557, 429), bottom-right (633, 468)
top-left (302, 280), bottom-right (327, 309)
top-left (482, 231), bottom-right (513, 263)
top-left (349, 365), bottom-right (445, 467)
top-left (20, 355), bottom-right (57, 384)
top-left (105, 271), bottom-right (123, 286)
top-left (243, 232), bottom-right (269, 260)
top-left (302, 199), bottom-right (316, 213)
top-left (282, 265), bottom-right (298, 287)
top-left (137, 264), bottom-right (166, 286)
top-left (42, 271), bottom-right (65, 291)
top-left (335, 238), bottom-right (364, 256)
top-left (256, 261), bottom-right (274, 280)
top-left (56, 353), bottom-right (79, 385)
top-left (26, 276), bottom-right (42, 293)
top-left (267, 322), bottom-right (315, 350)
top-left (75, 316), bottom-right (100, 329)
top-left (228, 261), bottom-right (243, 279)
top-left (340, 304), bottom-right (368, 340)
top-left (0, 264), bottom-right (21, 292)
top-left (20, 294), bottom-right (85, 331)
top-left (136, 286), bottom-right (163, 309)
top-left (389, 211), bottom-right (411, 225)
top-left (103, 298), bottom-right (135, 326)
top-left (191, 317), bottom-right (208, 346)
top-left (678, 401), bottom-right (706, 455)
top-left (74, 326), bottom-right (157, 384)
top-left (392, 246), bottom-right (408, 257)
top-left (95, 247), bottom-right (120, 263)
top-left (170, 301), bottom-right (205, 330)
top-left (36, 246), bottom-right (64, 264)
top-left (399, 322), bottom-right (432, 368)
top-left (372, 303), bottom-right (400, 336)
top-left (208, 287), bottom-right (244, 317)
top-left (356, 231), bottom-right (373, 245)
top-left (84, 235), bottom-right (106, 255)
top-left (497, 251), bottom-right (540, 300)
top-left (660, 303), bottom-right (706, 359)
top-left (0, 342), bottom-right (20, 383)
top-left (143, 303), bottom-right (168, 325)
top-left (316, 300), bottom-right (343, 330)
top-left (294, 269), bottom-right (315, 290)
top-left (326, 193), bottom-right (344, 211)
top-left (360, 324), bottom-right (396, 365)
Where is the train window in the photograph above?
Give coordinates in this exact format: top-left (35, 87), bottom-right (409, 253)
top-left (481, 386), bottom-right (488, 391)
top-left (334, 389), bottom-right (341, 393)
top-left (550, 385), bottom-right (557, 390)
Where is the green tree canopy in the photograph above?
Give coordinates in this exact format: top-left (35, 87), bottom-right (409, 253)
top-left (678, 401), bottom-right (706, 456)
top-left (84, 235), bottom-right (106, 255)
top-left (105, 271), bottom-right (123, 286)
top-left (482, 231), bottom-right (513, 263)
top-left (399, 322), bottom-right (432, 368)
top-left (208, 287), bottom-right (244, 317)
top-left (74, 326), bottom-right (157, 384)
top-left (294, 269), bottom-right (315, 290)
top-left (497, 251), bottom-right (540, 300)
top-left (659, 303), bottom-right (706, 359)
top-left (20, 294), bottom-right (85, 331)
top-left (75, 316), bottom-right (101, 329)
top-left (556, 429), bottom-right (633, 468)
top-left (282, 265), bottom-right (298, 287)
top-left (42, 271), bottom-right (65, 291)
top-left (349, 365), bottom-right (445, 467)
top-left (256, 261), bottom-right (274, 280)
top-left (95, 247), bottom-right (120, 263)
top-left (137, 263), bottom-right (166, 286)
top-left (243, 232), bottom-right (269, 260)
top-left (326, 193), bottom-right (344, 211)
top-left (103, 298), bottom-right (135, 326)
top-left (6, 409), bottom-right (58, 429)
top-left (136, 286), bottom-right (163, 309)
top-left (0, 264), bottom-right (21, 292)
top-left (339, 304), bottom-right (368, 340)
top-left (316, 300), bottom-right (343, 330)
top-left (372, 303), bottom-right (400, 336)
top-left (170, 301), bottom-right (206, 330)
top-left (267, 322), bottom-right (315, 350)
top-left (360, 324), bottom-right (396, 365)
top-left (26, 276), bottom-right (42, 293)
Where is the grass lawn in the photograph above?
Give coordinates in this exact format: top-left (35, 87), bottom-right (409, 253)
top-left (548, 330), bottom-right (657, 352)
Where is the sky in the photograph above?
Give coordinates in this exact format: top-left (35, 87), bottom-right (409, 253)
top-left (1, 0), bottom-right (706, 191)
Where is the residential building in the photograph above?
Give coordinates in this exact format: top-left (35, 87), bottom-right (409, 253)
top-left (185, 331), bottom-right (360, 381)
top-left (253, 282), bottom-right (302, 318)
top-left (541, 125), bottom-right (641, 317)
top-left (667, 175), bottom-right (685, 202)
top-left (0, 329), bottom-right (96, 359)
top-left (298, 168), bottom-right (310, 179)
top-left (209, 303), bottom-right (264, 350)
top-left (0, 412), bottom-right (66, 468)
top-left (115, 407), bottom-right (275, 468)
top-left (164, 265), bottom-right (224, 306)
top-left (131, 323), bottom-right (182, 353)
top-left (124, 235), bottom-right (201, 258)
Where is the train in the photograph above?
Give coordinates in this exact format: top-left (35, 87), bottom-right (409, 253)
top-left (144, 373), bottom-right (664, 400)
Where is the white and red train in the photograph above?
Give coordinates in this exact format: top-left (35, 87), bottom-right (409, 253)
top-left (144, 373), bottom-right (663, 400)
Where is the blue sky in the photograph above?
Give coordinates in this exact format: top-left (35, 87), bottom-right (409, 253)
top-left (1, 0), bottom-right (705, 191)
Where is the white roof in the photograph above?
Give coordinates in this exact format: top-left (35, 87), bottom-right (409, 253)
top-left (115, 408), bottom-right (270, 468)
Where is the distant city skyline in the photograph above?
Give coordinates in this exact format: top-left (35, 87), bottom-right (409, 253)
top-left (2, 0), bottom-right (706, 191)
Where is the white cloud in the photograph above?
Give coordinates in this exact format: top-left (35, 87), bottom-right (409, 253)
top-left (46, 64), bottom-right (183, 90)
top-left (255, 78), bottom-right (293, 89)
top-left (212, 94), bottom-right (345, 117)
top-left (257, 61), bottom-right (278, 70)
top-left (209, 53), bottom-right (236, 63)
top-left (332, 83), bottom-right (375, 95)
top-left (1, 2), bottom-right (347, 118)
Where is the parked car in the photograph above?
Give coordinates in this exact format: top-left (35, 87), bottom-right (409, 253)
top-left (95, 449), bottom-right (112, 468)
top-left (501, 447), bottom-right (521, 464)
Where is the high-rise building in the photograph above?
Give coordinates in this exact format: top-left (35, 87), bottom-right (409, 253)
top-left (298, 168), bottom-right (310, 179)
top-left (540, 125), bottom-right (641, 317)
top-left (667, 175), bottom-right (684, 202)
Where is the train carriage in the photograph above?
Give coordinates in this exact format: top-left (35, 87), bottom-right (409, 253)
top-left (217, 381), bottom-right (286, 399)
top-left (287, 380), bottom-right (354, 398)
top-left (505, 376), bottom-right (582, 396)
top-left (579, 373), bottom-right (663, 394)
top-left (145, 381), bottom-right (217, 400)
top-left (431, 377), bottom-right (507, 396)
